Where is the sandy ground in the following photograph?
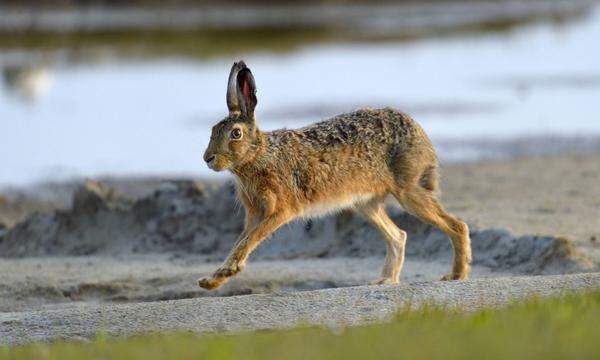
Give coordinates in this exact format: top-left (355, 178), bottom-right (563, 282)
top-left (0, 256), bottom-right (510, 313)
top-left (1, 272), bottom-right (598, 346)
top-left (441, 153), bottom-right (600, 263)
top-left (1, 152), bottom-right (600, 345)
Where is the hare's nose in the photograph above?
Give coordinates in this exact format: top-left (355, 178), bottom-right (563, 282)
top-left (204, 154), bottom-right (216, 164)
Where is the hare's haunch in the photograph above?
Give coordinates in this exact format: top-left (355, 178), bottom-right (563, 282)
top-left (198, 61), bottom-right (472, 290)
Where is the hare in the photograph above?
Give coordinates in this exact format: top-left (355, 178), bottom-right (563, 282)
top-left (198, 61), bottom-right (471, 290)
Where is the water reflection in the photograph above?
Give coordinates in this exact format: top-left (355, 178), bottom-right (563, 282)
top-left (2, 65), bottom-right (53, 102)
top-left (0, 3), bottom-right (599, 186)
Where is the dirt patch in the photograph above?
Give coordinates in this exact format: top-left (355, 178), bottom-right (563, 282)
top-left (0, 180), bottom-right (593, 275)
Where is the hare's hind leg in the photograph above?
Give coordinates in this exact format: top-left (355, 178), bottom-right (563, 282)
top-left (394, 186), bottom-right (471, 281)
top-left (356, 201), bottom-right (407, 285)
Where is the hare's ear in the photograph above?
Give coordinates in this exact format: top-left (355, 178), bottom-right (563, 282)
top-left (236, 67), bottom-right (257, 120)
top-left (226, 61), bottom-right (246, 115)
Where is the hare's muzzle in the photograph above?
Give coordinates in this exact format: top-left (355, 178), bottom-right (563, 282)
top-left (204, 154), bottom-right (216, 167)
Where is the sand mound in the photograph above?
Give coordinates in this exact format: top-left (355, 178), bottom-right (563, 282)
top-left (0, 180), bottom-right (592, 274)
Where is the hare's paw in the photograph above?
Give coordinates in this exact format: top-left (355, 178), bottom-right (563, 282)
top-left (371, 277), bottom-right (399, 285)
top-left (440, 272), bottom-right (469, 281)
top-left (198, 262), bottom-right (245, 289)
top-left (441, 264), bottom-right (470, 281)
top-left (198, 277), bottom-right (225, 290)
top-left (213, 262), bottom-right (245, 278)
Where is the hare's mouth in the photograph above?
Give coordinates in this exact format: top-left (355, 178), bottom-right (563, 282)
top-left (206, 155), bottom-right (228, 171)
top-left (206, 157), bottom-right (217, 170)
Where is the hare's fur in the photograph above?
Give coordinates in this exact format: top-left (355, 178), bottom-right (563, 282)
top-left (199, 62), bottom-right (472, 290)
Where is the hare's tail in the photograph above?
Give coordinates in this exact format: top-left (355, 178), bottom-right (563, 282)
top-left (418, 164), bottom-right (439, 192)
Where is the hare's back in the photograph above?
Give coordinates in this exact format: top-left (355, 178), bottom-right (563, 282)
top-left (265, 108), bottom-right (437, 203)
top-left (295, 107), bottom-right (424, 149)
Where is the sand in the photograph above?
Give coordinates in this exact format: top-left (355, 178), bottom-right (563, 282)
top-left (2, 273), bottom-right (598, 346)
top-left (441, 153), bottom-right (600, 263)
top-left (0, 255), bottom-right (514, 314)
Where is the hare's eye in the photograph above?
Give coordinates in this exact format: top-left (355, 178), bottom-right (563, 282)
top-left (231, 128), bottom-right (243, 140)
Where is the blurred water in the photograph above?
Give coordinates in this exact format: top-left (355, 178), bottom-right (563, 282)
top-left (1, 7), bottom-right (599, 186)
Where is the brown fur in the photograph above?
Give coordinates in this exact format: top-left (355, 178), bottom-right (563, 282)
top-left (198, 61), bottom-right (472, 290)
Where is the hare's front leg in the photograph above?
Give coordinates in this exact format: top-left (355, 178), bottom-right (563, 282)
top-left (198, 213), bottom-right (289, 290)
top-left (197, 228), bottom-right (253, 290)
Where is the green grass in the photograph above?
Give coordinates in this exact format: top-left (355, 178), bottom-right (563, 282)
top-left (3, 291), bottom-right (600, 360)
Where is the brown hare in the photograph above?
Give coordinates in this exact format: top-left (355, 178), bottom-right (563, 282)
top-left (198, 61), bottom-right (472, 290)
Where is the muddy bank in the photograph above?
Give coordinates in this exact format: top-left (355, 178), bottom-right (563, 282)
top-left (0, 179), bottom-right (592, 276)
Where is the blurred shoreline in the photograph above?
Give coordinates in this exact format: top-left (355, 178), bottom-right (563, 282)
top-left (0, 1), bottom-right (591, 34)
top-left (0, 1), bottom-right (592, 66)
top-left (2, 133), bottom-right (600, 190)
